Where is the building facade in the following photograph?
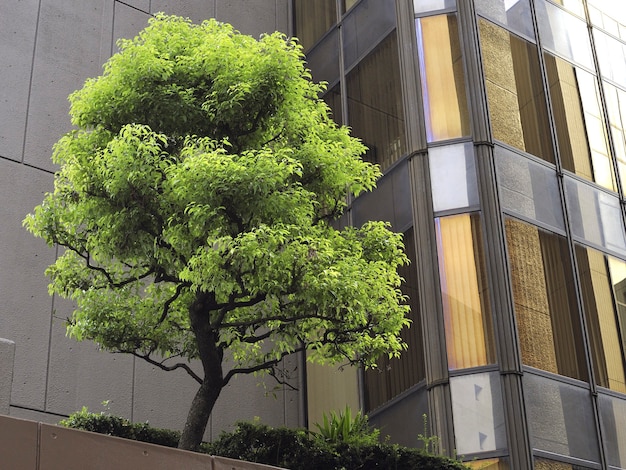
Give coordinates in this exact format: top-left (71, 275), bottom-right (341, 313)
top-left (0, 0), bottom-right (300, 442)
top-left (295, 0), bottom-right (626, 469)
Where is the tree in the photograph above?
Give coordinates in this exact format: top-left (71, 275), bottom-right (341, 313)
top-left (24, 14), bottom-right (410, 451)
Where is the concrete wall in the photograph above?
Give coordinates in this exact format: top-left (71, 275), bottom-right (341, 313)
top-left (0, 414), bottom-right (286, 470)
top-left (0, 0), bottom-right (298, 440)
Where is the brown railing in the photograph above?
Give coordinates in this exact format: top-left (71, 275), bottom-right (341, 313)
top-left (0, 414), bottom-right (285, 470)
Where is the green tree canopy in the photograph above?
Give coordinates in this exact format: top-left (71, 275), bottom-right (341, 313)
top-left (24, 14), bottom-right (410, 451)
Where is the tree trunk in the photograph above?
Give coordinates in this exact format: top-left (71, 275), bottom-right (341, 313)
top-left (178, 291), bottom-right (223, 451)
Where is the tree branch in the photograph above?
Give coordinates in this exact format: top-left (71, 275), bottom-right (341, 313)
top-left (128, 351), bottom-right (203, 384)
top-left (222, 346), bottom-right (304, 386)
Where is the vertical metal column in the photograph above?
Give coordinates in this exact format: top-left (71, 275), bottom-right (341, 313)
top-left (395, 0), bottom-right (455, 456)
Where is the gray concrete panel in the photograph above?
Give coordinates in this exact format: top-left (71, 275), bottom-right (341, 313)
top-left (45, 310), bottom-right (134, 419)
top-left (0, 0), bottom-right (39, 162)
top-left (9, 406), bottom-right (64, 425)
top-left (0, 339), bottom-right (16, 415)
top-left (150, 0), bottom-right (216, 23)
top-left (23, 0), bottom-right (112, 172)
top-left (0, 160), bottom-right (55, 410)
top-left (112, 1), bottom-right (151, 51)
top-left (131, 359), bottom-right (203, 435)
top-left (216, 0), bottom-right (284, 37)
top-left (118, 0), bottom-right (150, 13)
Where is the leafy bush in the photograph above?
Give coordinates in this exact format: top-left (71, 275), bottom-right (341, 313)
top-left (207, 421), bottom-right (469, 470)
top-left (61, 409), bottom-right (469, 469)
top-left (60, 407), bottom-right (181, 448)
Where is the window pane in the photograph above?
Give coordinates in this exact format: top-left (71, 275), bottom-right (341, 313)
top-left (525, 374), bottom-right (600, 463)
top-left (549, 0), bottom-right (585, 18)
top-left (416, 14), bottom-right (470, 142)
top-left (475, 0), bottom-right (534, 39)
top-left (505, 218), bottom-right (587, 380)
top-left (545, 53), bottom-right (615, 191)
top-left (495, 145), bottom-right (565, 231)
top-left (466, 459), bottom-right (510, 470)
top-left (364, 228), bottom-right (425, 411)
top-left (347, 31), bottom-right (406, 171)
top-left (575, 246), bottom-right (626, 393)
top-left (594, 30), bottom-right (626, 90)
top-left (342, 0), bottom-right (396, 71)
top-left (450, 372), bottom-right (507, 455)
top-left (306, 28), bottom-right (340, 87)
top-left (479, 19), bottom-right (554, 163)
top-left (435, 214), bottom-right (496, 369)
top-left (536, 0), bottom-right (594, 70)
top-left (352, 159), bottom-right (411, 231)
top-left (603, 82), bottom-right (626, 196)
top-left (413, 0), bottom-right (455, 14)
top-left (598, 393), bottom-right (626, 468)
top-left (323, 83), bottom-right (342, 126)
top-left (429, 142), bottom-right (479, 212)
top-left (293, 0), bottom-right (336, 51)
top-left (564, 177), bottom-right (626, 256)
top-left (535, 458), bottom-right (595, 470)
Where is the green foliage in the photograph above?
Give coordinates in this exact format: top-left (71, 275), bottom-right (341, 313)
top-left (417, 414), bottom-right (442, 455)
top-left (61, 407), bottom-right (181, 449)
top-left (24, 13), bottom-right (411, 448)
top-left (313, 406), bottom-right (379, 446)
top-left (208, 421), bottom-right (470, 470)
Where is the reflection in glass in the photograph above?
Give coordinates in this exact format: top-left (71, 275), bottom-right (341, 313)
top-left (525, 374), bottom-right (600, 463)
top-left (576, 245), bottom-right (626, 393)
top-left (466, 459), bottom-right (510, 470)
top-left (535, 458), bottom-right (594, 469)
top-left (598, 393), bottom-right (626, 468)
top-left (347, 31), bottom-right (406, 171)
top-left (495, 145), bottom-right (565, 231)
top-left (429, 143), bottom-right (479, 212)
top-left (364, 228), bottom-right (425, 411)
top-left (505, 218), bottom-right (587, 380)
top-left (435, 214), bottom-right (496, 369)
top-left (475, 0), bottom-right (534, 39)
top-left (305, 28), bottom-right (340, 87)
top-left (479, 19), bottom-right (554, 163)
top-left (564, 177), bottom-right (626, 256)
top-left (588, 0), bottom-right (626, 40)
top-left (594, 29), bottom-right (626, 89)
top-left (323, 84), bottom-right (342, 126)
top-left (536, 0), bottom-right (594, 70)
top-left (549, 0), bottom-right (585, 18)
top-left (450, 372), bottom-right (506, 455)
top-left (293, 0), bottom-right (336, 51)
top-left (416, 14), bottom-right (470, 142)
top-left (545, 53), bottom-right (615, 191)
top-left (413, 0), bottom-right (455, 15)
top-left (604, 82), bottom-right (626, 196)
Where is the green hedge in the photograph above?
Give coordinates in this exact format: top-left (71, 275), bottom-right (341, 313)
top-left (61, 410), bottom-right (468, 470)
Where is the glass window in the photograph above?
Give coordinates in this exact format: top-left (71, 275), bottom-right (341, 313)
top-left (479, 19), bottom-right (554, 163)
top-left (564, 177), bottom-right (626, 256)
top-left (364, 228), bottom-right (425, 411)
top-left (536, 0), bottom-right (594, 70)
top-left (535, 458), bottom-right (596, 469)
top-left (505, 218), bottom-right (588, 380)
top-left (413, 0), bottom-right (455, 14)
top-left (588, 0), bottom-right (626, 40)
top-left (475, 0), bottom-right (534, 39)
top-left (293, 0), bottom-right (336, 51)
top-left (575, 245), bottom-right (626, 393)
top-left (598, 393), bottom-right (626, 468)
top-left (341, 0), bottom-right (359, 13)
top-left (549, 0), bottom-right (585, 18)
top-left (416, 14), bottom-right (470, 142)
top-left (306, 28), bottom-right (340, 88)
top-left (323, 84), bottom-right (342, 126)
top-left (450, 372), bottom-right (507, 455)
top-left (466, 459), bottom-right (510, 470)
top-left (347, 31), bottom-right (407, 171)
top-left (594, 29), bottom-right (626, 89)
top-left (525, 374), bottom-right (600, 463)
top-left (429, 142), bottom-right (479, 212)
top-left (495, 145), bottom-right (565, 231)
top-left (342, 0), bottom-right (396, 71)
top-left (352, 159), bottom-right (411, 231)
top-left (544, 53), bottom-right (616, 191)
top-left (435, 214), bottom-right (496, 370)
top-left (603, 82), bottom-right (626, 196)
